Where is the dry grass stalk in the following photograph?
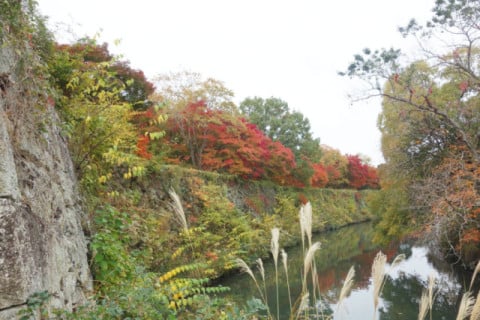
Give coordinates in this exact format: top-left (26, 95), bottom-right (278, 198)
top-left (302, 242), bottom-right (321, 292)
top-left (295, 292), bottom-right (310, 320)
top-left (257, 258), bottom-right (265, 283)
top-left (299, 202), bottom-right (313, 252)
top-left (470, 261), bottom-right (480, 291)
top-left (257, 258), bottom-right (269, 310)
top-left (235, 258), bottom-right (257, 285)
top-left (467, 261), bottom-right (480, 320)
top-left (235, 258), bottom-right (262, 298)
top-left (168, 189), bottom-right (188, 231)
top-left (281, 249), bottom-right (293, 311)
top-left (235, 258), bottom-right (271, 318)
top-left (372, 251), bottom-right (387, 320)
top-left (304, 202), bottom-right (313, 247)
top-left (299, 205), bottom-right (306, 254)
top-left (337, 265), bottom-right (355, 315)
top-left (418, 290), bottom-right (430, 320)
top-left (456, 292), bottom-right (475, 320)
top-left (391, 253), bottom-right (406, 267)
top-left (271, 228), bottom-right (280, 320)
top-left (470, 291), bottom-right (480, 320)
top-left (417, 273), bottom-right (436, 320)
top-left (427, 273), bottom-right (436, 320)
top-left (271, 228), bottom-right (280, 267)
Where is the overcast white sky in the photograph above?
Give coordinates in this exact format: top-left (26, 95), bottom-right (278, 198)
top-left (37, 0), bottom-right (434, 165)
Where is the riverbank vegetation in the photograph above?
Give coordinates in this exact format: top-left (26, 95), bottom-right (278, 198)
top-left (343, 0), bottom-right (480, 267)
top-left (234, 203), bottom-right (480, 320)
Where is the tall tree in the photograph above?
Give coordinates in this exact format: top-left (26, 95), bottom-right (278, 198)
top-left (166, 100), bottom-right (213, 169)
top-left (153, 71), bottom-right (238, 114)
top-left (47, 39), bottom-right (149, 193)
top-left (319, 145), bottom-right (349, 188)
top-left (239, 96), bottom-right (321, 185)
top-left (52, 39), bottom-right (155, 110)
top-left (342, 0), bottom-right (480, 264)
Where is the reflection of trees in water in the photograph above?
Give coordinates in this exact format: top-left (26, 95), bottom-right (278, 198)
top-left (379, 273), bottom-right (458, 320)
top-left (318, 240), bottom-right (402, 302)
top-left (222, 222), bottom-right (473, 319)
top-left (315, 223), bottom-right (380, 300)
top-left (222, 223), bottom-right (381, 312)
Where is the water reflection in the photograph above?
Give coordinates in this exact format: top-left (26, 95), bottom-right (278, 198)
top-left (222, 223), bottom-right (473, 320)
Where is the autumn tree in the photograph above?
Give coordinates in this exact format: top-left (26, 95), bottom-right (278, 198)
top-left (319, 145), bottom-right (349, 188)
top-left (164, 100), bottom-right (297, 183)
top-left (152, 71), bottom-right (238, 114)
top-left (347, 155), bottom-right (369, 189)
top-left (154, 72), bottom-right (300, 183)
top-left (47, 39), bottom-right (150, 192)
top-left (203, 117), bottom-right (297, 183)
top-left (52, 38), bottom-right (155, 110)
top-left (310, 163), bottom-right (329, 188)
top-left (132, 103), bottom-right (167, 160)
top-left (239, 96), bottom-right (321, 185)
top-left (114, 60), bottom-right (155, 110)
top-left (342, 0), bottom-right (480, 264)
top-left (346, 155), bottom-right (378, 189)
top-left (165, 100), bottom-right (212, 169)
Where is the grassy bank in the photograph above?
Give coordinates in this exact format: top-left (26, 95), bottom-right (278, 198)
top-left (106, 164), bottom-right (375, 271)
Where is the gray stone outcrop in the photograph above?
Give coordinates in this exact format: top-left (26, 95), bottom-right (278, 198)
top-left (0, 46), bottom-right (92, 318)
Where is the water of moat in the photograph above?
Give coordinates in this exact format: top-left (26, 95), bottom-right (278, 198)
top-left (221, 222), bottom-right (475, 319)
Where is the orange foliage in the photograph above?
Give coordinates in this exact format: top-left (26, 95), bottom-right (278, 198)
top-left (136, 135), bottom-right (152, 159)
top-left (347, 155), bottom-right (369, 189)
top-left (325, 165), bottom-right (342, 186)
top-left (346, 155), bottom-right (379, 189)
top-left (298, 193), bottom-right (309, 205)
top-left (429, 146), bottom-right (480, 262)
top-left (366, 167), bottom-right (380, 189)
top-left (317, 268), bottom-right (337, 292)
top-left (460, 229), bottom-right (480, 245)
top-left (311, 163), bottom-right (329, 187)
top-left (164, 101), bottom-right (297, 184)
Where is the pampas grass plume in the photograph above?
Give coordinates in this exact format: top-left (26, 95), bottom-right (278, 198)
top-left (257, 258), bottom-right (265, 283)
top-left (271, 228), bottom-right (280, 267)
top-left (271, 227), bottom-right (280, 319)
top-left (235, 258), bottom-right (256, 284)
top-left (304, 202), bottom-right (313, 246)
top-left (456, 292), bottom-right (475, 320)
top-left (235, 257), bottom-right (270, 317)
top-left (470, 261), bottom-right (480, 291)
top-left (470, 291), bottom-right (480, 320)
top-left (372, 251), bottom-right (387, 319)
top-left (337, 265), bottom-right (355, 313)
top-left (303, 242), bottom-right (321, 291)
top-left (168, 189), bottom-right (188, 231)
top-left (299, 205), bottom-right (306, 253)
top-left (282, 249), bottom-right (293, 310)
top-left (295, 292), bottom-right (310, 320)
top-left (418, 290), bottom-right (430, 320)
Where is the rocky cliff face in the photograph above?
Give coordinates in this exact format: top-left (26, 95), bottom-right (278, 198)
top-left (0, 46), bottom-right (92, 318)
